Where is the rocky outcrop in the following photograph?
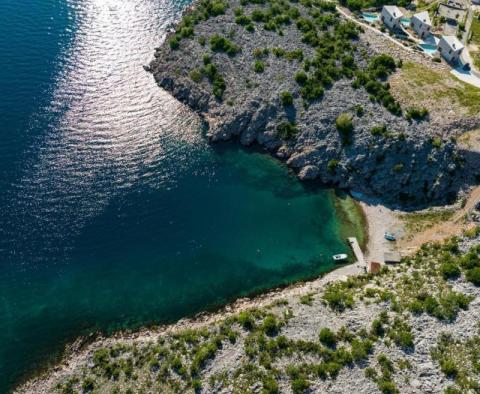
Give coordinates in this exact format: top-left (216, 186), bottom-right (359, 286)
top-left (149, 0), bottom-right (473, 207)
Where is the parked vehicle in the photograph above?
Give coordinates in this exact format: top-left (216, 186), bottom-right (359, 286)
top-left (384, 232), bottom-right (396, 241)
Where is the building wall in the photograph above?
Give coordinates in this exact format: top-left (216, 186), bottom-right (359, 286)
top-left (411, 18), bottom-right (431, 38)
top-left (381, 10), bottom-right (401, 30)
top-left (438, 39), bottom-right (462, 63)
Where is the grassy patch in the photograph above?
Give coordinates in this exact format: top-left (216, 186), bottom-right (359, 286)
top-left (469, 14), bottom-right (480, 69)
top-left (401, 209), bottom-right (455, 236)
top-left (392, 62), bottom-right (480, 116)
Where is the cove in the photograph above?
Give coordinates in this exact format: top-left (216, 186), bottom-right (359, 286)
top-left (0, 0), bottom-right (362, 391)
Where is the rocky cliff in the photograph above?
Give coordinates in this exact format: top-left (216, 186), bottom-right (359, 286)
top-left (149, 0), bottom-right (470, 207)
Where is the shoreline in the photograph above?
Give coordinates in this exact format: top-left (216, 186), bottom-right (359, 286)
top-left (16, 184), bottom-right (480, 392)
top-left (15, 194), bottom-right (389, 393)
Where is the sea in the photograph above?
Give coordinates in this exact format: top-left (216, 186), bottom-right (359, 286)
top-left (0, 0), bottom-right (359, 391)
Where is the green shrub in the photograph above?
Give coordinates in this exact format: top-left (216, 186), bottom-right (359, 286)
top-left (280, 91), bottom-right (294, 106)
top-left (285, 50), bottom-right (303, 61)
top-left (327, 159), bottom-right (339, 173)
top-left (440, 358), bottom-right (458, 377)
top-left (254, 60), bottom-right (265, 73)
top-left (209, 34), bottom-right (240, 55)
top-left (377, 378), bottom-right (399, 394)
top-left (92, 348), bottom-right (110, 368)
top-left (272, 47), bottom-right (286, 57)
top-left (300, 293), bottom-right (314, 305)
top-left (189, 69), bottom-right (202, 83)
top-left (198, 36), bottom-right (206, 46)
top-left (235, 14), bottom-right (251, 25)
top-left (81, 377), bottom-right (95, 393)
top-left (371, 124), bottom-right (388, 136)
top-left (169, 36), bottom-right (180, 49)
top-left (351, 339), bottom-right (373, 361)
top-left (354, 104), bottom-right (364, 116)
top-left (262, 315), bottom-right (279, 336)
top-left (291, 376), bottom-right (310, 393)
top-left (207, 0), bottom-right (228, 16)
top-left (277, 121), bottom-right (298, 139)
top-left (203, 62), bottom-right (226, 99)
top-left (180, 26), bottom-right (194, 38)
top-left (262, 375), bottom-right (279, 394)
top-left (295, 71), bottom-right (308, 85)
top-left (440, 262), bottom-right (460, 279)
top-left (319, 328), bottom-right (337, 347)
top-left (431, 137), bottom-right (442, 149)
top-left (323, 284), bottom-right (354, 311)
top-left (371, 318), bottom-right (385, 337)
top-left (237, 311), bottom-right (256, 330)
top-left (466, 267), bottom-right (480, 286)
top-left (364, 367), bottom-right (377, 379)
top-left (406, 107), bottom-right (429, 121)
top-left (336, 113), bottom-right (353, 144)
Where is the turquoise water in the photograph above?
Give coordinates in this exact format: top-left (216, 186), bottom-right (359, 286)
top-left (419, 43), bottom-right (438, 55)
top-left (362, 12), bottom-right (379, 23)
top-left (401, 17), bottom-right (411, 27)
top-left (0, 0), bottom-right (353, 391)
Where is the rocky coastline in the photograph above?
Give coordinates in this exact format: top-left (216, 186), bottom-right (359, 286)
top-left (148, 0), bottom-right (480, 208)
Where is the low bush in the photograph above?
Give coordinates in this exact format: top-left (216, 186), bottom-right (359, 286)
top-left (327, 159), bottom-right (339, 173)
top-left (319, 328), bottom-right (337, 347)
top-left (277, 121), bottom-right (298, 139)
top-left (466, 267), bottom-right (480, 286)
top-left (209, 34), bottom-right (240, 55)
top-left (406, 107), bottom-right (429, 121)
top-left (189, 69), bottom-right (202, 83)
top-left (440, 262), bottom-right (460, 279)
top-left (280, 91), bottom-right (294, 106)
top-left (335, 112), bottom-right (353, 144)
top-left (254, 60), bottom-right (265, 73)
top-left (262, 315), bottom-right (280, 336)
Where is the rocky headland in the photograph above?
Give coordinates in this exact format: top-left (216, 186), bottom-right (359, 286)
top-left (148, 0), bottom-right (480, 207)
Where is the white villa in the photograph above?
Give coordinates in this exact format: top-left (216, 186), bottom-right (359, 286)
top-left (438, 35), bottom-right (464, 63)
top-left (381, 6), bottom-right (404, 31)
top-left (410, 11), bottom-right (431, 38)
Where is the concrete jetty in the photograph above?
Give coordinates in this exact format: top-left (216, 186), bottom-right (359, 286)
top-left (347, 237), bottom-right (366, 266)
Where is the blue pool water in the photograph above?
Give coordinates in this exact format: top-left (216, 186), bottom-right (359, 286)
top-left (0, 0), bottom-right (359, 391)
top-left (401, 17), bottom-right (411, 27)
top-left (362, 12), bottom-right (379, 23)
top-left (419, 43), bottom-right (438, 55)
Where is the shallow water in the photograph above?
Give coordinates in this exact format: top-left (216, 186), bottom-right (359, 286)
top-left (0, 0), bottom-right (357, 391)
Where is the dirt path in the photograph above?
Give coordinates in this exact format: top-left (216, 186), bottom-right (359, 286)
top-left (398, 186), bottom-right (480, 254)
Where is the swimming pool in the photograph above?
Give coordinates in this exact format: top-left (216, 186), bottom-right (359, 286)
top-left (419, 43), bottom-right (438, 55)
top-left (362, 12), bottom-right (379, 23)
top-left (401, 17), bottom-right (411, 27)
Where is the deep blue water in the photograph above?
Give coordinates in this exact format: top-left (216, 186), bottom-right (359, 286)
top-left (0, 0), bottom-right (352, 391)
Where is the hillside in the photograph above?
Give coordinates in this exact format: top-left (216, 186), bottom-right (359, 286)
top-left (148, 0), bottom-right (480, 207)
top-left (17, 226), bottom-right (480, 393)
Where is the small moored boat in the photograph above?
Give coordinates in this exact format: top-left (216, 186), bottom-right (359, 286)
top-left (384, 232), bottom-right (396, 241)
top-left (333, 253), bottom-right (348, 262)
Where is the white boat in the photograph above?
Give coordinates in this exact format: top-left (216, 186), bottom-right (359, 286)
top-left (333, 254), bottom-right (348, 262)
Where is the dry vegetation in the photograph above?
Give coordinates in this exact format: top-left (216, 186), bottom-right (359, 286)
top-left (389, 61), bottom-right (480, 118)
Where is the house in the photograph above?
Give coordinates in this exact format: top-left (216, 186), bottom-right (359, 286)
top-left (438, 35), bottom-right (464, 63)
top-left (438, 0), bottom-right (467, 24)
top-left (381, 6), bottom-right (404, 31)
top-left (411, 11), bottom-right (432, 38)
